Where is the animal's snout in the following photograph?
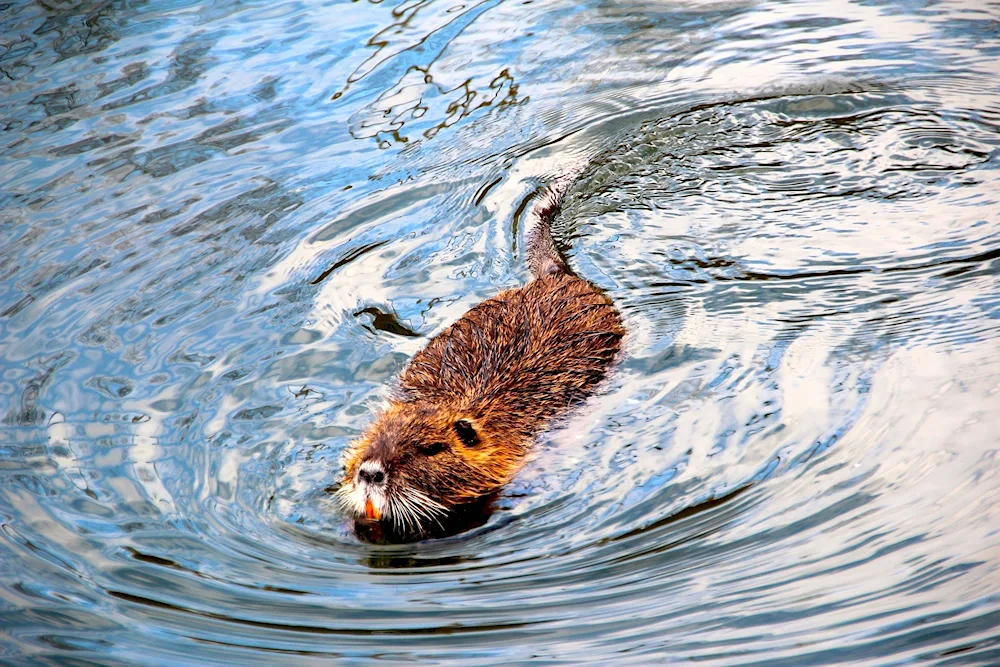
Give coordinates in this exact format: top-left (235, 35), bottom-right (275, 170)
top-left (359, 468), bottom-right (384, 485)
top-left (357, 461), bottom-right (385, 486)
top-left (356, 461), bottom-right (387, 521)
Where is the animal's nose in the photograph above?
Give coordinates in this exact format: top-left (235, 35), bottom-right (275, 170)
top-left (358, 467), bottom-right (385, 485)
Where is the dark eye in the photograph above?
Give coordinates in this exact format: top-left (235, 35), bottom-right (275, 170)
top-left (420, 442), bottom-right (447, 457)
top-left (453, 419), bottom-right (479, 447)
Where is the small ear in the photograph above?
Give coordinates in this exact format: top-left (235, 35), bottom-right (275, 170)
top-left (453, 419), bottom-right (479, 447)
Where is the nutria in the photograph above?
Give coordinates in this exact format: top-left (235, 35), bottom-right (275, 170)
top-left (337, 179), bottom-right (624, 537)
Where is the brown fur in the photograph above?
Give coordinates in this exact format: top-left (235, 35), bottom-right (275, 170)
top-left (339, 183), bottom-right (624, 534)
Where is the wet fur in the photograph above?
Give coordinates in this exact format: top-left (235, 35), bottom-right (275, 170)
top-left (339, 180), bottom-right (624, 536)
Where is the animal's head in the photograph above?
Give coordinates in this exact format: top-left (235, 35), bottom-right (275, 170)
top-left (337, 401), bottom-right (524, 535)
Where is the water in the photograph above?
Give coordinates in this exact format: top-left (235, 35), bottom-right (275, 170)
top-left (1, 0), bottom-right (999, 663)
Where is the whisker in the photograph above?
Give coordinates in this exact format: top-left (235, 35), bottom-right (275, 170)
top-left (392, 495), bottom-right (413, 533)
top-left (408, 488), bottom-right (447, 516)
top-left (392, 495), bottom-right (414, 529)
top-left (396, 492), bottom-right (422, 533)
top-left (402, 489), bottom-right (447, 530)
top-left (334, 483), bottom-right (356, 510)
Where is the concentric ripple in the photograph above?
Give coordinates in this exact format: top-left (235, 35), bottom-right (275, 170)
top-left (1, 0), bottom-right (999, 664)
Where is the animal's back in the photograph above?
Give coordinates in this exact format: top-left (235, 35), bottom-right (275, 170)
top-left (401, 271), bottom-right (624, 440)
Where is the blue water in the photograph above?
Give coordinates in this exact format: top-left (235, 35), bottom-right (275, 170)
top-left (2, 0), bottom-right (999, 664)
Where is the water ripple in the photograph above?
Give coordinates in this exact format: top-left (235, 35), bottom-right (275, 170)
top-left (2, 0), bottom-right (999, 664)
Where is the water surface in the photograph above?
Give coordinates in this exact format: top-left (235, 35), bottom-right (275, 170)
top-left (2, 0), bottom-right (999, 664)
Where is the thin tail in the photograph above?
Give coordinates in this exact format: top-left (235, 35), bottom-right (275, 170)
top-left (525, 176), bottom-right (574, 278)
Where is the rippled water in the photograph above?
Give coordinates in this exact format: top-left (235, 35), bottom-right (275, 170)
top-left (2, 0), bottom-right (1000, 664)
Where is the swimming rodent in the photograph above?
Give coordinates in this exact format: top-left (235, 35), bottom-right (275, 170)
top-left (337, 178), bottom-right (624, 537)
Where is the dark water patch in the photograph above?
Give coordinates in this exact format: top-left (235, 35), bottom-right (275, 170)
top-left (311, 239), bottom-right (391, 285)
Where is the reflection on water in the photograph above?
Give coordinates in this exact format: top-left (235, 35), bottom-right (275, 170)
top-left (2, 0), bottom-right (999, 663)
